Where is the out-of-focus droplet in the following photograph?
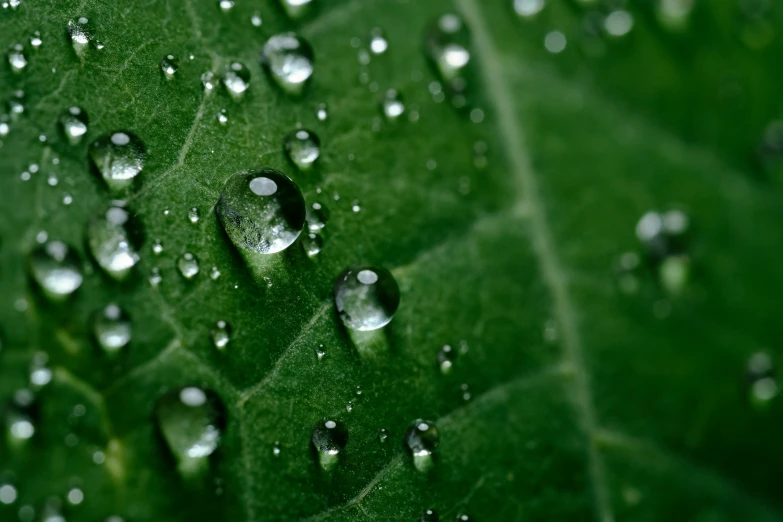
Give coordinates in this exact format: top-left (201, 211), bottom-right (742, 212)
top-left (93, 303), bottom-right (131, 355)
top-left (420, 509), bottom-right (439, 522)
top-left (202, 71), bottom-right (218, 93)
top-left (211, 321), bottom-right (231, 350)
top-left (311, 419), bottom-right (347, 471)
top-left (370, 27), bottom-right (388, 54)
top-left (302, 233), bottom-right (322, 257)
top-left (514, 0), bottom-right (545, 17)
top-left (424, 14), bottom-right (471, 95)
top-left (747, 352), bottom-right (778, 407)
top-left (87, 204), bottom-right (141, 280)
top-left (306, 201), bottom-right (328, 231)
top-left (8, 44), bottom-right (27, 73)
top-left (178, 253), bottom-right (200, 279)
top-left (284, 129), bottom-right (320, 170)
top-left (437, 345), bottom-right (456, 374)
top-left (59, 107), bottom-right (89, 145)
top-left (222, 62), bottom-right (251, 100)
top-left (279, 0), bottom-right (313, 20)
top-left (89, 131), bottom-right (145, 192)
top-left (381, 89), bottom-right (405, 120)
top-left (29, 240), bottom-right (83, 300)
top-left (160, 54), bottom-right (179, 79)
top-left (261, 33), bottom-right (314, 96)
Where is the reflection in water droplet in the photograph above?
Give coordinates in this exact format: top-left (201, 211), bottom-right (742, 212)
top-left (155, 387), bottom-right (225, 476)
top-left (59, 107), bottom-right (89, 145)
top-left (160, 54), bottom-right (179, 79)
top-left (261, 33), bottom-right (314, 96)
top-left (425, 14), bottom-right (471, 96)
top-left (284, 129), bottom-right (320, 170)
top-left (178, 253), bottom-right (200, 279)
top-left (437, 345), bottom-right (456, 374)
top-left (29, 240), bottom-right (83, 300)
top-left (222, 62), bottom-right (251, 100)
top-left (514, 0), bottom-right (545, 17)
top-left (334, 266), bottom-right (400, 331)
top-left (216, 168), bottom-right (306, 254)
top-left (405, 419), bottom-right (439, 471)
top-left (381, 89), bottom-right (405, 120)
top-left (279, 0), bottom-right (313, 20)
top-left (87, 204), bottom-right (141, 280)
top-left (311, 419), bottom-right (347, 471)
top-left (306, 202), bottom-right (329, 231)
top-left (211, 321), bottom-right (231, 350)
top-left (89, 132), bottom-right (145, 192)
top-left (93, 303), bottom-right (131, 355)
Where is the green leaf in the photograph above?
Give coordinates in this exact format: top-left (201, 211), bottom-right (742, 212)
top-left (1, 0), bottom-right (782, 521)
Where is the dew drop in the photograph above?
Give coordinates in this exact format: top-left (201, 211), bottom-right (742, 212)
top-left (420, 509), bottom-right (440, 522)
top-left (178, 253), bottom-right (200, 279)
top-left (89, 132), bottom-right (145, 192)
top-left (272, 441), bottom-right (281, 456)
top-left (251, 11), bottom-right (263, 26)
top-left (316, 103), bottom-right (328, 121)
top-left (381, 89), bottom-right (405, 120)
top-left (369, 27), bottom-right (388, 54)
top-left (211, 320), bottom-right (231, 350)
top-left (67, 18), bottom-right (94, 55)
top-left (29, 240), bottom-right (83, 300)
top-left (155, 387), bottom-right (225, 476)
top-left (209, 266), bottom-right (221, 280)
top-left (149, 267), bottom-right (162, 286)
top-left (160, 54), bottom-right (179, 79)
top-left (58, 107), bottom-right (89, 145)
top-left (311, 419), bottom-right (347, 472)
top-left (302, 233), bottom-right (322, 257)
top-left (216, 109), bottom-right (228, 125)
top-left (747, 352), bottom-right (778, 407)
top-left (152, 240), bottom-right (163, 255)
top-left (334, 266), bottom-right (400, 331)
top-left (405, 419), bottom-right (439, 471)
top-left (284, 129), bottom-right (320, 170)
top-left (215, 168), bottom-right (306, 254)
top-left (425, 14), bottom-right (471, 94)
top-left (218, 0), bottom-right (234, 11)
top-left (455, 514), bottom-right (472, 521)
top-left (8, 44), bottom-right (27, 73)
top-left (6, 390), bottom-right (36, 444)
top-left (279, 0), bottom-right (313, 20)
top-left (261, 33), bottom-right (314, 96)
top-left (0, 484), bottom-right (17, 505)
top-left (544, 31), bottom-right (567, 53)
top-left (437, 345), bottom-right (456, 374)
top-left (378, 428), bottom-right (388, 443)
top-left (93, 303), bottom-right (131, 355)
top-left (87, 204), bottom-right (142, 280)
top-left (221, 62), bottom-right (250, 100)
top-left (67, 488), bottom-right (84, 505)
top-left (605, 10), bottom-right (634, 37)
top-left (657, 0), bottom-right (695, 30)
top-left (30, 31), bottom-right (42, 49)
top-left (201, 71), bottom-right (218, 93)
top-left (188, 207), bottom-right (200, 223)
top-left (514, 0), bottom-right (545, 17)
top-left (306, 201), bottom-right (329, 231)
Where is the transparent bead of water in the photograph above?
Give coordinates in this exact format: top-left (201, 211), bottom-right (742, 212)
top-left (316, 103), bottom-right (328, 121)
top-left (201, 71), bottom-right (218, 93)
top-left (87, 204), bottom-right (141, 280)
top-left (218, 0), bottom-right (234, 11)
top-left (29, 240), bottom-right (83, 300)
top-left (514, 0), bottom-right (545, 17)
top-left (209, 266), bottom-right (221, 280)
top-left (0, 484), bottom-right (17, 505)
top-left (284, 129), bottom-right (320, 170)
top-left (370, 28), bottom-right (388, 54)
top-left (747, 352), bottom-right (778, 406)
top-left (8, 44), bottom-right (27, 73)
top-left (188, 207), bottom-right (200, 223)
top-left (261, 33), bottom-right (314, 96)
top-left (334, 266), bottom-right (400, 331)
top-left (149, 267), bottom-right (162, 286)
top-left (89, 131), bottom-right (145, 192)
top-left (93, 303), bottom-right (131, 355)
top-left (279, 0), bottom-right (313, 20)
top-left (67, 18), bottom-right (94, 55)
top-left (420, 509), bottom-right (440, 522)
top-left (405, 419), bottom-right (439, 471)
top-left (378, 428), bottom-right (388, 443)
top-left (217, 109), bottom-right (228, 125)
top-left (160, 54), bottom-right (179, 79)
top-left (306, 202), bottom-right (329, 231)
top-left (311, 419), bottom-right (347, 471)
top-left (6, 389), bottom-right (36, 445)
top-left (30, 31), bottom-right (43, 49)
top-left (381, 89), bottom-right (405, 120)
top-left (251, 11), bottom-right (263, 26)
top-left (424, 13), bottom-right (471, 93)
top-left (302, 233), bottom-right (322, 257)
top-left (222, 62), bottom-right (250, 100)
top-left (437, 345), bottom-right (456, 374)
top-left (215, 168), bottom-right (306, 254)
top-left (211, 321), bottom-right (231, 350)
top-left (59, 107), bottom-right (88, 145)
top-left (155, 387), bottom-right (225, 476)
top-left (178, 253), bottom-right (200, 279)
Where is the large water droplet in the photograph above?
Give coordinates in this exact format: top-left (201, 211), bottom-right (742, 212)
top-left (261, 33), bottom-right (314, 96)
top-left (405, 419), bottom-right (439, 471)
top-left (89, 132), bottom-right (145, 192)
top-left (93, 303), bottom-right (131, 355)
top-left (284, 129), bottom-right (320, 170)
top-left (59, 107), bottom-right (88, 145)
top-left (381, 89), bottom-right (405, 120)
top-left (8, 44), bottom-right (27, 73)
top-left (222, 62), bottom-right (250, 100)
top-left (215, 168), bottom-right (306, 254)
top-left (311, 419), bottom-right (347, 472)
top-left (425, 14), bottom-right (471, 94)
top-left (67, 18), bottom-right (94, 55)
top-left (178, 253), bottom-right (200, 279)
top-left (334, 266), bottom-right (400, 331)
top-left (87, 204), bottom-right (141, 280)
top-left (211, 321), bottom-right (231, 350)
top-left (155, 387), bottom-right (225, 476)
top-left (160, 54), bottom-right (179, 79)
top-left (29, 240), bottom-right (83, 300)
top-left (279, 0), bottom-right (313, 20)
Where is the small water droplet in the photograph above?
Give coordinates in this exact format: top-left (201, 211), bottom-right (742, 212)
top-left (378, 428), bottom-right (388, 443)
top-left (514, 0), bottom-right (545, 17)
top-left (306, 201), bottom-right (329, 231)
top-left (657, 0), bottom-right (695, 30)
top-left (6, 390), bottom-right (36, 443)
top-left (29, 240), bottom-right (83, 300)
top-left (747, 352), bottom-right (778, 407)
top-left (222, 62), bottom-right (250, 100)
top-left (67, 18), bottom-right (95, 55)
top-left (369, 27), bottom-right (388, 54)
top-left (202, 71), bottom-right (218, 93)
top-left (455, 514), bottom-right (472, 521)
top-left (216, 168), bottom-right (306, 254)
top-left (155, 387), bottom-right (225, 476)
top-left (425, 14), bottom-right (471, 95)
top-left (29, 354), bottom-right (52, 388)
top-left (351, 200), bottom-right (361, 213)
top-left (30, 31), bottom-right (42, 49)
top-left (405, 419), bottom-right (439, 471)
top-left (8, 44), bottom-right (27, 73)
top-left (284, 129), bottom-right (320, 170)
top-left (218, 0), bottom-right (234, 11)
top-left (152, 240), bottom-right (164, 255)
top-left (58, 107), bottom-right (89, 145)
top-left (251, 11), bottom-right (263, 26)
top-left (188, 207), bottom-right (200, 223)
top-left (89, 132), bottom-right (145, 192)
top-left (460, 383), bottom-right (471, 401)
top-left (302, 233), bottom-right (323, 257)
top-left (178, 253), bottom-right (200, 279)
top-left (437, 345), bottom-right (456, 374)
top-left (261, 33), bottom-right (314, 96)
top-left (160, 54), bottom-right (179, 79)
top-left (315, 344), bottom-right (325, 360)
top-left (216, 109), bottom-right (228, 125)
top-left (87, 204), bottom-right (142, 280)
top-left (272, 441), bottom-right (281, 456)
top-left (279, 0), bottom-right (313, 20)
top-left (67, 488), bottom-right (84, 505)
top-left (605, 10), bottom-right (634, 36)
top-left (93, 303), bottom-right (131, 355)
top-left (149, 267), bottom-right (162, 286)
top-left (420, 509), bottom-right (439, 522)
top-left (211, 320), bottom-right (231, 350)
top-left (311, 419), bottom-right (347, 471)
top-left (544, 30), bottom-right (567, 53)
top-left (381, 89), bottom-right (405, 120)
top-left (209, 266), bottom-right (221, 280)
top-left (334, 266), bottom-right (400, 331)
top-left (316, 103), bottom-right (328, 121)
top-left (345, 401), bottom-right (353, 412)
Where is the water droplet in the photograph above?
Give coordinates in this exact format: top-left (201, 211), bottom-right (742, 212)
top-left (405, 419), bottom-right (439, 471)
top-left (311, 419), bottom-right (347, 471)
top-left (87, 204), bottom-right (142, 280)
top-left (302, 233), bottom-right (322, 257)
top-left (316, 103), bottom-right (328, 121)
top-left (272, 441), bottom-right (281, 456)
top-left (334, 266), bottom-right (400, 331)
top-left (211, 321), bottom-right (231, 350)
top-left (747, 352), bottom-right (778, 407)
top-left (152, 240), bottom-right (163, 255)
top-left (29, 353), bottom-right (52, 388)
top-left (58, 107), bottom-right (89, 145)
top-left (155, 387), bottom-right (225, 476)
top-left (30, 31), bottom-right (42, 49)
top-left (67, 18), bottom-right (94, 55)
top-left (460, 383), bottom-right (471, 401)
top-left (188, 207), bottom-right (200, 223)
top-left (614, 251), bottom-right (641, 295)
top-left (279, 0), bottom-right (313, 20)
top-left (261, 33), bottom-right (314, 96)
top-left (216, 109), bottom-right (228, 125)
top-left (345, 401), bottom-right (353, 412)
top-left (89, 132), bottom-right (145, 192)
top-left (149, 267), bottom-right (162, 286)
top-left (201, 71), bottom-right (218, 93)
top-left (29, 240), bottom-right (83, 300)
top-left (306, 201), bottom-right (329, 231)
top-left (378, 89), bottom-right (404, 120)
top-left (178, 253), bottom-right (200, 279)
top-left (0, 484), bottom-right (17, 505)
top-left (605, 10), bottom-right (634, 36)
top-left (8, 44), bottom-right (27, 73)
top-left (251, 11), bottom-right (263, 26)
top-left (369, 27), bottom-right (388, 54)
top-left (93, 303), bottom-right (131, 355)
top-left (6, 391), bottom-right (36, 444)
top-left (284, 129), bottom-right (320, 170)
top-left (437, 345), bottom-right (456, 374)
top-left (67, 488), bottom-right (84, 505)
top-left (160, 54), bottom-right (179, 79)
top-left (378, 428), bottom-right (388, 443)
top-left (425, 14), bottom-right (471, 95)
top-left (209, 266), bottom-right (221, 280)
top-left (514, 0), bottom-right (545, 17)
top-left (216, 168), bottom-right (306, 254)
top-left (222, 62), bottom-right (250, 100)
top-left (544, 30), bottom-right (567, 53)
top-left (455, 514), bottom-right (472, 521)
top-left (657, 0), bottom-right (695, 30)
top-left (218, 0), bottom-right (234, 11)
top-left (420, 509), bottom-right (440, 522)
